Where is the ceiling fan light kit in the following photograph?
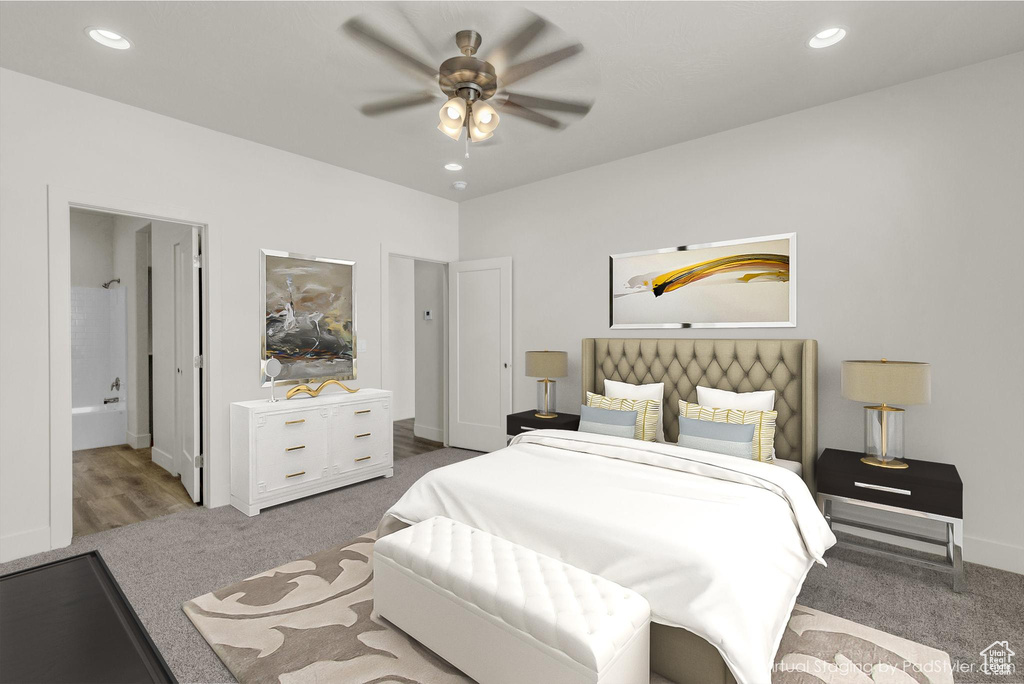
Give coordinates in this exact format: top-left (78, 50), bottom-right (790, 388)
top-left (346, 13), bottom-right (592, 146)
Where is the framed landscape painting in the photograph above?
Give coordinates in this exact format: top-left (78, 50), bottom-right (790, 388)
top-left (261, 249), bottom-right (356, 386)
top-left (610, 233), bottom-right (795, 328)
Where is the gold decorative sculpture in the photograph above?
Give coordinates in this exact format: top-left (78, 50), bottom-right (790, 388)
top-left (286, 379), bottom-right (360, 400)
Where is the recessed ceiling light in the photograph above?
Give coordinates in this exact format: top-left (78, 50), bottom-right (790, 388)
top-left (451, 181), bottom-right (468, 191)
top-left (808, 27), bottom-right (846, 49)
top-left (444, 163), bottom-right (463, 171)
top-left (86, 27), bottom-right (132, 50)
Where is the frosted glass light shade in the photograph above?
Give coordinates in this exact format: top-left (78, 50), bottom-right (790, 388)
top-left (525, 351), bottom-right (568, 378)
top-left (468, 102), bottom-right (500, 142)
top-left (841, 360), bottom-right (931, 406)
top-left (438, 97), bottom-right (467, 141)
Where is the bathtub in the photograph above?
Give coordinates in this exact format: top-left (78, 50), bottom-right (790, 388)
top-left (72, 402), bottom-right (127, 451)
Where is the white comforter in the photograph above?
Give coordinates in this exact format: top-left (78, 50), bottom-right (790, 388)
top-left (380, 429), bottom-right (836, 684)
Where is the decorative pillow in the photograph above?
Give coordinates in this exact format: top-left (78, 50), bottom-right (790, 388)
top-left (677, 416), bottom-right (755, 459)
top-left (578, 404), bottom-right (639, 439)
top-left (586, 392), bottom-right (660, 441)
top-left (678, 400), bottom-right (777, 462)
top-left (604, 379), bottom-right (667, 442)
top-left (696, 386), bottom-right (775, 412)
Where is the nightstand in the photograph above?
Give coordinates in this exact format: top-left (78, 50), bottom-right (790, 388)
top-left (816, 448), bottom-right (964, 592)
top-left (506, 410), bottom-right (580, 439)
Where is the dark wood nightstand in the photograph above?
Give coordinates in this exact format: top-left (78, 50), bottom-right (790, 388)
top-left (817, 448), bottom-right (964, 592)
top-left (506, 410), bottom-right (580, 438)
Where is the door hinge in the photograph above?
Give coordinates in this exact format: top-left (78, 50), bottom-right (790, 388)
top-left (194, 354), bottom-right (203, 369)
top-left (192, 253), bottom-right (202, 268)
top-left (194, 453), bottom-right (204, 468)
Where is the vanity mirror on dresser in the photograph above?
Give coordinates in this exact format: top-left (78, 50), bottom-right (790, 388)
top-left (230, 389), bottom-right (393, 516)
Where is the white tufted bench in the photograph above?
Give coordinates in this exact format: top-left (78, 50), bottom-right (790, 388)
top-left (374, 516), bottom-right (651, 684)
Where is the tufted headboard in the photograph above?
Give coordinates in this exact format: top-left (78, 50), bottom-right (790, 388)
top-left (582, 338), bottom-right (818, 490)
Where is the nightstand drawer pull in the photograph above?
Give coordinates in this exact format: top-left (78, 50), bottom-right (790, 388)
top-left (286, 471), bottom-right (305, 478)
top-left (355, 432), bottom-right (371, 438)
top-left (854, 481), bottom-right (911, 496)
top-left (354, 456), bottom-right (371, 462)
top-left (285, 419), bottom-right (305, 425)
top-left (354, 409), bottom-right (371, 415)
top-left (285, 445), bottom-right (306, 452)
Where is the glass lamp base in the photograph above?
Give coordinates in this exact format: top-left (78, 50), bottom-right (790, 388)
top-left (536, 379), bottom-right (558, 418)
top-left (864, 404), bottom-right (907, 468)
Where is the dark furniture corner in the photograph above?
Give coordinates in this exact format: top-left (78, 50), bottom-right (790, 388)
top-left (507, 409), bottom-right (581, 438)
top-left (0, 551), bottom-right (176, 683)
top-left (816, 447), bottom-right (964, 592)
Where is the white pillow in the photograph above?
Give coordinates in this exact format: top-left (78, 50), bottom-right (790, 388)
top-left (696, 386), bottom-right (777, 457)
top-left (696, 386), bottom-right (775, 412)
top-left (605, 379), bottom-right (666, 442)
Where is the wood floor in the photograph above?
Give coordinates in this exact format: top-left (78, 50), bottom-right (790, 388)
top-left (73, 444), bottom-right (195, 538)
top-left (72, 421), bottom-right (443, 539)
top-left (393, 418), bottom-right (444, 460)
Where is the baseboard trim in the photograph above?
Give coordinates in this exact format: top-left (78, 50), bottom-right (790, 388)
top-left (0, 526), bottom-right (51, 563)
top-left (127, 431), bottom-right (151, 450)
top-left (963, 536), bottom-right (1024, 575)
top-left (413, 423), bottom-right (444, 442)
top-left (151, 446), bottom-right (177, 475)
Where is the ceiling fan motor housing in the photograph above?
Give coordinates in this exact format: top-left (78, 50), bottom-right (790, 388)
top-left (439, 55), bottom-right (498, 102)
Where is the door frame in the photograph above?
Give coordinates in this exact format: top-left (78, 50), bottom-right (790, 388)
top-left (47, 185), bottom-right (213, 549)
top-left (379, 249), bottom-right (450, 446)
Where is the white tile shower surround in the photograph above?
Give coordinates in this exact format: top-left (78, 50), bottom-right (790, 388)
top-left (71, 286), bottom-right (126, 450)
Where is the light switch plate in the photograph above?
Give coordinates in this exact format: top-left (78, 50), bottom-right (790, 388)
top-left (424, 309), bottom-right (433, 320)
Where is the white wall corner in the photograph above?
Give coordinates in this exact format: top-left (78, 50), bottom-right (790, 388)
top-left (0, 526), bottom-right (51, 563)
top-left (413, 422), bottom-right (444, 443)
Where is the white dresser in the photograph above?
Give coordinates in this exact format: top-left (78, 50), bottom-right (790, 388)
top-left (230, 389), bottom-right (393, 516)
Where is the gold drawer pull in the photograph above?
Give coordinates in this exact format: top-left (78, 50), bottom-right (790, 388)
top-left (355, 432), bottom-right (371, 438)
top-left (285, 445), bottom-right (306, 452)
top-left (355, 456), bottom-right (371, 462)
top-left (285, 418), bottom-right (306, 425)
top-left (354, 409), bottom-right (372, 415)
top-left (286, 471), bottom-right (306, 478)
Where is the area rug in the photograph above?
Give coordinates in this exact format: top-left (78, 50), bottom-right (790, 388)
top-left (184, 532), bottom-right (954, 684)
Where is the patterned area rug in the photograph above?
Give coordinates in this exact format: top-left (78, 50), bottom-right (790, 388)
top-left (184, 533), bottom-right (953, 684)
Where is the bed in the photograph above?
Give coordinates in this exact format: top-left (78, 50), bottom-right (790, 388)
top-left (380, 338), bottom-right (832, 684)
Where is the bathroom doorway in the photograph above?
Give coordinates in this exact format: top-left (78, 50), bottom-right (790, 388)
top-left (68, 208), bottom-right (202, 538)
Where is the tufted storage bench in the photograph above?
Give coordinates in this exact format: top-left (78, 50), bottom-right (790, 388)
top-left (374, 516), bottom-right (651, 684)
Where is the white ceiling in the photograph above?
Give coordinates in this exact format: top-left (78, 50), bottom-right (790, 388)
top-left (2, 2), bottom-right (1022, 201)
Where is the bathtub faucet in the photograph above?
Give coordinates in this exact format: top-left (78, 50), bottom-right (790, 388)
top-left (110, 377), bottom-right (120, 391)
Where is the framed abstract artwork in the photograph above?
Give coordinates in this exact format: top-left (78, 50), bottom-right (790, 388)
top-left (610, 233), bottom-right (796, 328)
top-left (261, 249), bottom-right (356, 386)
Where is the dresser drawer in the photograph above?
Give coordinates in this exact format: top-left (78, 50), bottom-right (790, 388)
top-left (258, 406), bottom-right (332, 436)
top-left (259, 454), bottom-right (327, 495)
top-left (817, 470), bottom-right (963, 519)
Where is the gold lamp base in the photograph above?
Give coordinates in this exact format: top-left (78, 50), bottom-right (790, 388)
top-left (860, 455), bottom-right (909, 469)
top-left (534, 412), bottom-right (558, 419)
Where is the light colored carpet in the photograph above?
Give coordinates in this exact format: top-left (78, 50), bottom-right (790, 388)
top-left (185, 531), bottom-right (954, 684)
top-left (1, 445), bottom-right (1021, 684)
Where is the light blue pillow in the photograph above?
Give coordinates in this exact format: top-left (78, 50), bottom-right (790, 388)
top-left (677, 416), bottom-right (755, 459)
top-left (579, 404), bottom-right (638, 439)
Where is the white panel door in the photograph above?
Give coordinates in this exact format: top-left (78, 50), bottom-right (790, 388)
top-left (174, 227), bottom-right (201, 502)
top-left (448, 257), bottom-right (512, 452)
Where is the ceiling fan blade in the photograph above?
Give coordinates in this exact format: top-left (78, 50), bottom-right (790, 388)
top-left (360, 92), bottom-right (438, 116)
top-left (499, 101), bottom-right (563, 129)
top-left (504, 92), bottom-right (591, 116)
top-left (486, 14), bottom-right (548, 66)
top-left (343, 18), bottom-right (438, 82)
top-left (501, 43), bottom-right (583, 87)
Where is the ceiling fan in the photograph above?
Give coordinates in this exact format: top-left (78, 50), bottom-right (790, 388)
top-left (344, 13), bottom-right (592, 144)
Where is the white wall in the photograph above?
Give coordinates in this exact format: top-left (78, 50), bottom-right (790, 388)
top-left (387, 255), bottom-right (416, 421)
top-left (414, 260), bottom-right (446, 442)
top-left (0, 68), bottom-right (458, 562)
top-left (113, 217), bottom-right (152, 448)
top-left (459, 54), bottom-right (1024, 574)
top-left (69, 210), bottom-right (115, 287)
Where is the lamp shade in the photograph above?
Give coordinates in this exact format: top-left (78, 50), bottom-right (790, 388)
top-left (437, 97), bottom-right (466, 141)
top-left (525, 351), bottom-right (568, 379)
top-left (841, 360), bottom-right (931, 405)
top-left (468, 102), bottom-right (500, 142)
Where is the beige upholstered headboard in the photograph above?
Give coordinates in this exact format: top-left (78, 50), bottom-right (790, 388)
top-left (582, 338), bottom-right (818, 490)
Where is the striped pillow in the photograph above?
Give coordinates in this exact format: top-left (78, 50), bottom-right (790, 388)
top-left (586, 392), bottom-right (660, 441)
top-left (678, 400), bottom-right (778, 462)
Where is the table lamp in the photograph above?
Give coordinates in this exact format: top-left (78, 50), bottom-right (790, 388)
top-left (525, 350), bottom-right (568, 419)
top-left (841, 359), bottom-right (931, 469)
